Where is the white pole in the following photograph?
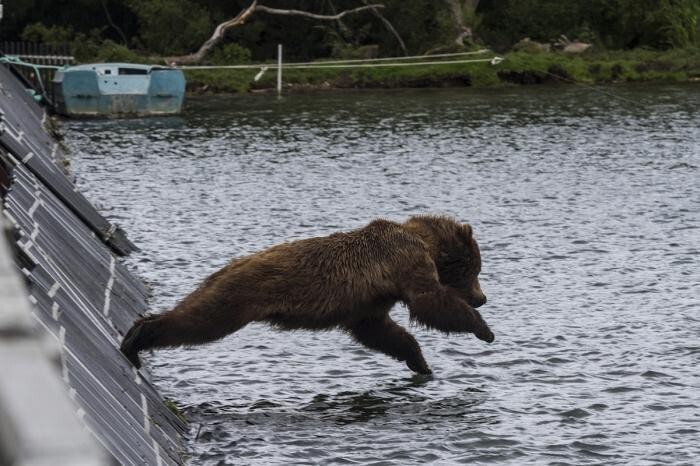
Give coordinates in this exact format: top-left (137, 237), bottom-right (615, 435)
top-left (277, 44), bottom-right (282, 96)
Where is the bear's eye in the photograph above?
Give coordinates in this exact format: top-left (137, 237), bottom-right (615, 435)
top-left (439, 254), bottom-right (465, 267)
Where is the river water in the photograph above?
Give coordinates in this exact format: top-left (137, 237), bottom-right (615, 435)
top-left (65, 85), bottom-right (699, 465)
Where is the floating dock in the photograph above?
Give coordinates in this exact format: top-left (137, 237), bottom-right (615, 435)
top-left (0, 64), bottom-right (186, 464)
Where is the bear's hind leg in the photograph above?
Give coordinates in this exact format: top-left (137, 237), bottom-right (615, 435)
top-left (121, 315), bottom-right (159, 368)
top-left (348, 317), bottom-right (431, 375)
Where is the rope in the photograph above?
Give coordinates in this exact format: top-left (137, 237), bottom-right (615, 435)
top-left (0, 55), bottom-right (65, 104)
top-left (0, 55), bottom-right (64, 70)
top-left (180, 54), bottom-right (503, 70)
top-left (283, 57), bottom-right (501, 69)
top-left (264, 49), bottom-right (492, 66)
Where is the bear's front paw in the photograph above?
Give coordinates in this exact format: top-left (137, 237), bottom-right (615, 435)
top-left (474, 326), bottom-right (495, 343)
top-left (407, 359), bottom-right (432, 375)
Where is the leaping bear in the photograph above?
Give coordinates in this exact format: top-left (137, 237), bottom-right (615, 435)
top-left (121, 215), bottom-right (494, 375)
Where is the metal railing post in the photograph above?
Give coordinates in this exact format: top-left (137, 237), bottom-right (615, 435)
top-left (277, 44), bottom-right (282, 97)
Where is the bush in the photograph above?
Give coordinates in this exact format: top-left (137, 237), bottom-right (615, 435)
top-left (93, 40), bottom-right (151, 64)
top-left (125, 0), bottom-right (212, 55)
top-left (207, 43), bottom-right (252, 65)
top-left (21, 22), bottom-right (110, 64)
top-left (20, 23), bottom-right (75, 46)
top-left (477, 0), bottom-right (700, 51)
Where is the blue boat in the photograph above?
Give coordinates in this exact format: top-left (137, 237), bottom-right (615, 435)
top-left (52, 63), bottom-right (185, 117)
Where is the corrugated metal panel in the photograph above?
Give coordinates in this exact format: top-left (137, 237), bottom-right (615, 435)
top-left (0, 210), bottom-right (112, 466)
top-left (0, 64), bottom-right (136, 255)
top-left (0, 66), bottom-right (186, 465)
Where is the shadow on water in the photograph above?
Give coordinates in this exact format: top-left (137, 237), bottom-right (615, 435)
top-left (182, 375), bottom-right (512, 465)
top-left (184, 376), bottom-right (500, 466)
top-left (186, 375), bottom-right (491, 428)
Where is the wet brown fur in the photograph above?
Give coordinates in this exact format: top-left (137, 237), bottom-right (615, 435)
top-left (120, 215), bottom-right (494, 374)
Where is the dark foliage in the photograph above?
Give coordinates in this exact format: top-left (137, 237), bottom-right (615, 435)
top-left (1, 1), bottom-right (697, 61)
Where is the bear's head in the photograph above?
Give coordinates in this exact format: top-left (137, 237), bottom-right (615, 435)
top-left (404, 215), bottom-right (487, 308)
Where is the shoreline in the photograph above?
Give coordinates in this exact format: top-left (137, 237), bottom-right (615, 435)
top-left (183, 49), bottom-right (700, 95)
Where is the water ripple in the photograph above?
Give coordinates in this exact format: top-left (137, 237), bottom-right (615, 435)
top-left (65, 85), bottom-right (700, 465)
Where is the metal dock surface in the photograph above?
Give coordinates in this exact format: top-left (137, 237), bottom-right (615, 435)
top-left (0, 64), bottom-right (186, 465)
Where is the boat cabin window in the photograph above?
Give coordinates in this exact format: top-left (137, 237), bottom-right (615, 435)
top-left (118, 68), bottom-right (149, 75)
top-left (104, 69), bottom-right (111, 75)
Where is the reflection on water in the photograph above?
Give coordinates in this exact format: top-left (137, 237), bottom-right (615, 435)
top-left (65, 85), bottom-right (699, 465)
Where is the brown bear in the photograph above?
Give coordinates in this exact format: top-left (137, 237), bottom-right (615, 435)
top-left (120, 215), bottom-right (494, 375)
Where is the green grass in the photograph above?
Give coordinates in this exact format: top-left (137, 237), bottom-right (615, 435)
top-left (181, 48), bottom-right (700, 94)
top-left (184, 68), bottom-right (253, 93)
top-left (163, 398), bottom-right (187, 424)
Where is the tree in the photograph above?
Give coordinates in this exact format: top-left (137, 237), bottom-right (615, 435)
top-left (444, 0), bottom-right (481, 47)
top-left (596, 0), bottom-right (700, 49)
top-left (126, 0), bottom-right (213, 55)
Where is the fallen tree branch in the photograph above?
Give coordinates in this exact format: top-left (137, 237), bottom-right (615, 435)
top-left (164, 1), bottom-right (258, 65)
top-left (327, 0), bottom-right (353, 41)
top-left (362, 0), bottom-right (407, 56)
top-left (164, 1), bottom-right (384, 65)
top-left (256, 4), bottom-right (383, 21)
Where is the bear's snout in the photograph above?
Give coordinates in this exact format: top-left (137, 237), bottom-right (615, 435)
top-left (470, 294), bottom-right (487, 308)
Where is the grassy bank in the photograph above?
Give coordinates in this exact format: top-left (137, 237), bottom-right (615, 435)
top-left (183, 48), bottom-right (700, 94)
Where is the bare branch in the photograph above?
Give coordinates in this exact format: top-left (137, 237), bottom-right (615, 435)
top-left (255, 4), bottom-right (384, 21)
top-left (361, 0), bottom-right (407, 56)
top-left (327, 0), bottom-right (353, 41)
top-left (164, 2), bottom-right (384, 65)
top-left (99, 0), bottom-right (128, 46)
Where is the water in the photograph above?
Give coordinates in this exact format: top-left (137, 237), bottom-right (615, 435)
top-left (65, 85), bottom-right (699, 465)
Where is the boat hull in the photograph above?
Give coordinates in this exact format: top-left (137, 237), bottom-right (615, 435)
top-left (53, 64), bottom-right (185, 117)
